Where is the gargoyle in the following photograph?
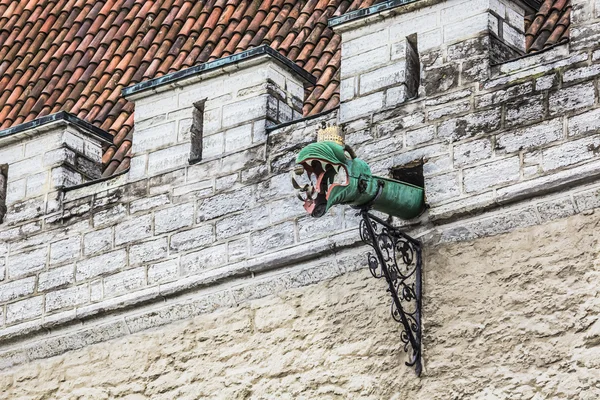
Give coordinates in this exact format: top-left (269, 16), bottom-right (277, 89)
top-left (292, 124), bottom-right (425, 219)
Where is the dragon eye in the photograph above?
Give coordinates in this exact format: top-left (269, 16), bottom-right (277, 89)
top-left (344, 151), bottom-right (352, 160)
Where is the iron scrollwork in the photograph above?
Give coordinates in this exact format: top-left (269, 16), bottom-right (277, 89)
top-left (359, 209), bottom-right (423, 376)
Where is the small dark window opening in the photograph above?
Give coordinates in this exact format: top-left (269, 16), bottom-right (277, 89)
top-left (189, 100), bottom-right (205, 164)
top-left (0, 165), bottom-right (7, 224)
top-left (391, 160), bottom-right (424, 188)
top-left (405, 34), bottom-right (420, 99)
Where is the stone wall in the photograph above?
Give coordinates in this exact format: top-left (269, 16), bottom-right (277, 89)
top-left (0, 0), bottom-right (599, 393)
top-left (1, 209), bottom-right (599, 399)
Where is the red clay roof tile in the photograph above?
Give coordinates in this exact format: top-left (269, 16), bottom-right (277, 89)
top-left (2, 0), bottom-right (560, 177)
top-left (525, 0), bottom-right (571, 52)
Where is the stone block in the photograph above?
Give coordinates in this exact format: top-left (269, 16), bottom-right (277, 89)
top-left (423, 63), bottom-right (459, 96)
top-left (574, 187), bottom-right (600, 212)
top-left (8, 247), bottom-right (48, 279)
top-left (438, 109), bottom-right (501, 142)
top-left (76, 249), bottom-right (127, 281)
top-left (568, 109), bottom-right (600, 137)
top-left (155, 203), bottom-right (195, 234)
top-left (130, 194), bottom-right (171, 215)
top-left (542, 134), bottom-right (600, 171)
top-left (133, 122), bottom-right (177, 154)
top-left (427, 101), bottom-right (471, 121)
top-left (202, 132), bottom-right (224, 159)
top-left (549, 82), bottom-right (596, 116)
top-left (425, 172), bottom-right (461, 204)
top-left (443, 13), bottom-right (489, 43)
top-left (359, 62), bottom-right (406, 95)
top-left (463, 157), bottom-right (521, 193)
top-left (535, 74), bottom-right (557, 91)
top-left (92, 204), bottom-right (127, 228)
top-left (197, 186), bottom-right (252, 222)
top-left (147, 143), bottom-right (189, 176)
top-left (537, 198), bottom-right (576, 222)
top-left (342, 29), bottom-right (388, 58)
top-left (130, 238), bottom-right (168, 265)
top-left (453, 138), bottom-right (493, 167)
top-left (114, 214), bottom-right (153, 246)
top-left (215, 206), bottom-right (270, 239)
top-left (0, 276), bottom-right (36, 303)
top-left (148, 259), bottom-right (179, 284)
top-left (339, 92), bottom-right (384, 122)
top-left (46, 285), bottom-right (90, 312)
top-left (250, 222), bottom-right (295, 255)
top-left (170, 225), bottom-right (215, 253)
top-left (224, 124), bottom-right (253, 153)
top-left (497, 119), bottom-right (563, 153)
top-left (83, 227), bottom-right (113, 256)
top-left (104, 267), bottom-right (146, 298)
top-left (222, 96), bottom-right (268, 128)
top-left (475, 82), bottom-right (532, 108)
top-left (6, 296), bottom-right (43, 324)
top-left (38, 265), bottom-right (75, 292)
top-left (340, 46), bottom-right (389, 78)
top-left (563, 64), bottom-right (600, 83)
top-left (228, 238), bottom-right (248, 262)
top-left (505, 95), bottom-right (544, 128)
top-left (49, 236), bottom-right (81, 265)
top-left (181, 244), bottom-right (228, 275)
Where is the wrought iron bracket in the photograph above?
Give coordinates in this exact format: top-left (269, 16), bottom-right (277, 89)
top-left (358, 208), bottom-right (423, 376)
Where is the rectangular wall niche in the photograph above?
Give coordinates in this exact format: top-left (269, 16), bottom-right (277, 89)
top-left (189, 100), bottom-right (205, 164)
top-left (391, 160), bottom-right (424, 188)
top-left (405, 34), bottom-right (420, 99)
top-left (0, 165), bottom-right (7, 224)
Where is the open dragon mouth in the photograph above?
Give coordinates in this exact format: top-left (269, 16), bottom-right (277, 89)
top-left (291, 158), bottom-right (349, 218)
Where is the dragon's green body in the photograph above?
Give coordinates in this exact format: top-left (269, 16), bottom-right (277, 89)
top-left (293, 141), bottom-right (425, 219)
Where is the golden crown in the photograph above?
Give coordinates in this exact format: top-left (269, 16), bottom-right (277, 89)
top-left (317, 123), bottom-right (344, 146)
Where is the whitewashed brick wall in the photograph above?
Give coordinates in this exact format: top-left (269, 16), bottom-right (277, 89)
top-left (0, 0), bottom-right (600, 369)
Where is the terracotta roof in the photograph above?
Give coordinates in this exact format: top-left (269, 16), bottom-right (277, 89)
top-left (0, 1), bottom-right (571, 177)
top-left (525, 0), bottom-right (571, 52)
top-left (0, 0), bottom-right (384, 177)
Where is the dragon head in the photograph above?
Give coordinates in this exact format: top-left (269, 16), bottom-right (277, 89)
top-left (292, 141), bottom-right (372, 217)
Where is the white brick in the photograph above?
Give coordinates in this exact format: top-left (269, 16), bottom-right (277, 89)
top-left (8, 248), bottom-right (48, 279)
top-left (549, 82), bottom-right (596, 115)
top-left (170, 225), bottom-right (214, 253)
top-left (133, 122), bottom-right (177, 154)
top-left (46, 285), bottom-right (89, 312)
top-left (6, 296), bottom-right (43, 324)
top-left (425, 172), bottom-right (461, 204)
top-left (202, 132), bottom-right (224, 159)
top-left (9, 156), bottom-right (42, 180)
top-left (339, 92), bottom-right (384, 123)
top-left (130, 238), bottom-right (168, 265)
top-left (359, 61), bottom-right (406, 95)
top-left (542, 135), bottom-right (600, 171)
top-left (453, 138), bottom-right (492, 167)
top-left (342, 29), bottom-right (388, 58)
top-left (148, 259), bottom-right (179, 284)
top-left (568, 109), bottom-right (600, 137)
top-left (390, 11), bottom-right (438, 38)
top-left (0, 276), bottom-right (36, 302)
top-left (114, 214), bottom-right (153, 245)
top-left (50, 236), bottom-right (81, 265)
top-left (181, 244), bottom-right (228, 275)
top-left (463, 157), bottom-right (520, 193)
top-left (225, 124), bottom-right (252, 152)
top-left (147, 143), bottom-right (189, 176)
top-left (104, 267), bottom-right (146, 298)
top-left (83, 227), bottom-right (113, 256)
top-left (250, 222), bottom-right (295, 255)
top-left (443, 13), bottom-right (490, 43)
top-left (222, 96), bottom-right (267, 128)
top-left (38, 265), bottom-right (75, 292)
top-left (340, 46), bottom-right (389, 78)
top-left (497, 119), bottom-right (563, 153)
top-left (130, 194), bottom-right (171, 214)
top-left (155, 203), bottom-right (194, 234)
top-left (76, 249), bottom-right (127, 281)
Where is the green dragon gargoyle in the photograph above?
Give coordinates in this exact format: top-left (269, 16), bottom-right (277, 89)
top-left (292, 124), bottom-right (425, 220)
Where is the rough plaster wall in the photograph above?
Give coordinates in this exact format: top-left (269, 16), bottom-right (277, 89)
top-left (1, 210), bottom-right (599, 399)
